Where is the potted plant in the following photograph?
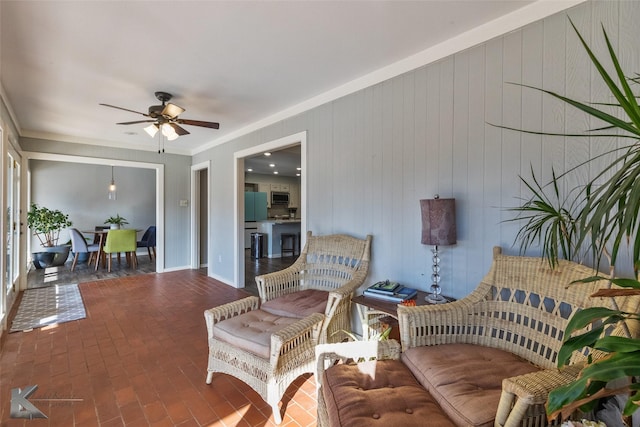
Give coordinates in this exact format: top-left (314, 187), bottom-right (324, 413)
top-left (27, 203), bottom-right (73, 268)
top-left (501, 20), bottom-right (640, 425)
top-left (104, 214), bottom-right (128, 229)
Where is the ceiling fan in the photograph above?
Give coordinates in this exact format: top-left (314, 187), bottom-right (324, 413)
top-left (100, 91), bottom-right (219, 141)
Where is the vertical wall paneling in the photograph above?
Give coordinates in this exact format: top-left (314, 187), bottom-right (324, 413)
top-left (199, 1), bottom-right (640, 298)
top-left (483, 37), bottom-right (504, 263)
top-left (436, 56), bottom-right (455, 294)
top-left (501, 29), bottom-right (523, 247)
top-left (388, 76), bottom-right (405, 274)
top-left (520, 21), bottom-right (544, 190)
top-left (541, 13), bottom-right (567, 186)
top-left (401, 73), bottom-right (415, 276)
top-left (452, 51), bottom-right (470, 289)
top-left (466, 44), bottom-right (487, 286)
top-left (369, 83), bottom-right (385, 280)
top-left (425, 65), bottom-right (441, 194)
top-left (356, 87), bottom-right (375, 238)
top-left (378, 79), bottom-right (395, 275)
top-left (564, 6), bottom-right (592, 194)
top-left (588, 1), bottom-right (619, 189)
top-left (413, 67), bottom-right (428, 285)
top-left (331, 94), bottom-right (355, 232)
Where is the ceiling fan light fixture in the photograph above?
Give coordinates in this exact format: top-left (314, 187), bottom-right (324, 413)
top-left (144, 124), bottom-right (159, 137)
top-left (162, 103), bottom-right (185, 119)
top-left (161, 123), bottom-right (179, 140)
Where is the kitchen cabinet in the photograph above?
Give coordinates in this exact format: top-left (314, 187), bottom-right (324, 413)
top-left (270, 183), bottom-right (290, 192)
top-left (244, 192), bottom-right (268, 221)
top-left (289, 184), bottom-right (300, 209)
top-left (258, 183), bottom-right (271, 207)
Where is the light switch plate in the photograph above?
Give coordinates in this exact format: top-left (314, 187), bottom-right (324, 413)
top-left (179, 199), bottom-right (189, 207)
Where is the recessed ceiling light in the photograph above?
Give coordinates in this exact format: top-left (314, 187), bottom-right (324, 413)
top-left (247, 168), bottom-right (253, 172)
top-left (269, 163), bottom-right (275, 167)
top-left (296, 167), bottom-right (302, 171)
top-left (273, 171), bottom-right (279, 175)
top-left (296, 173), bottom-right (301, 177)
top-left (264, 152), bottom-right (271, 156)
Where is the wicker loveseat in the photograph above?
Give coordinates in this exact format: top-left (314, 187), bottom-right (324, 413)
top-left (316, 246), bottom-right (640, 427)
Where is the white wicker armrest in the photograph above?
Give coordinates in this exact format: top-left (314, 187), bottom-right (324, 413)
top-left (397, 290), bottom-right (487, 350)
top-left (255, 260), bottom-right (305, 302)
top-left (270, 312), bottom-right (325, 367)
top-left (204, 296), bottom-right (260, 338)
top-left (315, 339), bottom-right (401, 388)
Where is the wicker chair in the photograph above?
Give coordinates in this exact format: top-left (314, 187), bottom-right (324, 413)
top-left (255, 231), bottom-right (373, 343)
top-left (205, 231), bottom-right (371, 424)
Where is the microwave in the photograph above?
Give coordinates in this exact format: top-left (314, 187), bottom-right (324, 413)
top-left (271, 192), bottom-right (290, 205)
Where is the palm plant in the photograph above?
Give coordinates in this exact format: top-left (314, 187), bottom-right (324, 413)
top-left (501, 19), bottom-right (640, 423)
top-left (506, 166), bottom-right (582, 268)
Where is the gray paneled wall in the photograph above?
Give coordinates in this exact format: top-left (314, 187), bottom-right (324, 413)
top-left (195, 0), bottom-right (640, 298)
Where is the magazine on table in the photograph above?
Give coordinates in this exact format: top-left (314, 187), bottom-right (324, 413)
top-left (363, 283), bottom-right (417, 302)
top-left (365, 280), bottom-right (401, 295)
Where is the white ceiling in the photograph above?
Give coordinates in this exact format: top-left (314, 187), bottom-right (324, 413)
top-left (1, 1), bottom-right (576, 156)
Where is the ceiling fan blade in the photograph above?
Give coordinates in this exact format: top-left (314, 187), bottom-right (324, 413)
top-left (99, 103), bottom-right (149, 117)
top-left (117, 120), bottom-right (156, 125)
top-left (177, 119), bottom-right (220, 129)
top-left (169, 123), bottom-right (190, 136)
top-left (162, 103), bottom-right (185, 119)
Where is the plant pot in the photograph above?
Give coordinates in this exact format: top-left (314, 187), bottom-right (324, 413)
top-left (110, 224), bottom-right (120, 230)
top-left (32, 245), bottom-right (71, 269)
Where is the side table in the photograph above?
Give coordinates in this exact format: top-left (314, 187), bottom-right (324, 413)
top-left (352, 291), bottom-right (454, 340)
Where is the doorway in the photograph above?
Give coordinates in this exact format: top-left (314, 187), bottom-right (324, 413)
top-left (23, 152), bottom-right (165, 281)
top-left (233, 131), bottom-right (307, 289)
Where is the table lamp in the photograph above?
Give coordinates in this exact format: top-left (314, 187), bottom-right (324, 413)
top-left (420, 196), bottom-right (456, 303)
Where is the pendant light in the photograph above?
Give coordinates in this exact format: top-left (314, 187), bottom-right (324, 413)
top-left (108, 166), bottom-right (117, 200)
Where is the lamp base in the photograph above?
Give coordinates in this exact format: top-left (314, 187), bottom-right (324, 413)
top-left (425, 293), bottom-right (448, 304)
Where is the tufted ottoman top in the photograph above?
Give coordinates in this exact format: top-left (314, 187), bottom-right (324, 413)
top-left (322, 359), bottom-right (456, 427)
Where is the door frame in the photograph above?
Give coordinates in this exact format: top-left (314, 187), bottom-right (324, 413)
top-left (233, 131), bottom-right (307, 288)
top-left (190, 161), bottom-right (210, 269)
top-left (22, 152), bottom-right (165, 278)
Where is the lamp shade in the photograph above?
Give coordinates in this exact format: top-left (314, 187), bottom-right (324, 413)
top-left (420, 198), bottom-right (456, 246)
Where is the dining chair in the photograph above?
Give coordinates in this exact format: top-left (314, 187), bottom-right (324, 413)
top-left (93, 225), bottom-right (110, 244)
top-left (68, 228), bottom-right (101, 271)
top-left (137, 226), bottom-right (156, 261)
top-left (102, 229), bottom-right (137, 272)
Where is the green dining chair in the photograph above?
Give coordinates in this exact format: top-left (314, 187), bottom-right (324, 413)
top-left (102, 229), bottom-right (137, 272)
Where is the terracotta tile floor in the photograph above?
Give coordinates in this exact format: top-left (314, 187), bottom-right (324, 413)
top-left (0, 270), bottom-right (318, 426)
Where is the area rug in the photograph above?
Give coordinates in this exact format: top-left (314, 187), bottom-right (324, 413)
top-left (10, 284), bottom-right (86, 332)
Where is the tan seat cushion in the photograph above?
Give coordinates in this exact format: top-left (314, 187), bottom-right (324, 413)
top-left (261, 289), bottom-right (328, 318)
top-left (401, 344), bottom-right (540, 427)
top-left (322, 359), bottom-right (456, 427)
top-left (212, 309), bottom-right (298, 359)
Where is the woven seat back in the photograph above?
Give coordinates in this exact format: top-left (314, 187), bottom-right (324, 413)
top-left (299, 232), bottom-right (371, 291)
top-left (455, 247), bottom-right (640, 369)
